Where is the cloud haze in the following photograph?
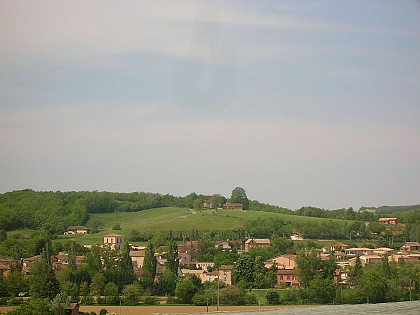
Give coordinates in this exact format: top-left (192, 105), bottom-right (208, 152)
top-left (1, 0), bottom-right (419, 210)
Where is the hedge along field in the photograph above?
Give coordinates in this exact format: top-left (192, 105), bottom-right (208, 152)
top-left (58, 207), bottom-right (350, 245)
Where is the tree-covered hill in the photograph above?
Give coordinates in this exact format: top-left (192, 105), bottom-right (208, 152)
top-left (0, 189), bottom-right (292, 233)
top-left (1, 189), bottom-right (418, 236)
top-left (359, 204), bottom-right (420, 215)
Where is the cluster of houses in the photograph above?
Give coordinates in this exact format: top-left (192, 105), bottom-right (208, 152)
top-left (1, 222), bottom-right (420, 291)
top-left (272, 241), bottom-right (420, 288)
top-left (203, 201), bottom-right (244, 210)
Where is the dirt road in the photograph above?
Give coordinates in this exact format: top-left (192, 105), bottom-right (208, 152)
top-left (79, 305), bottom-right (306, 315)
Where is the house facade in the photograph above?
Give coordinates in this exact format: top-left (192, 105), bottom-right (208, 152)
top-left (378, 218), bottom-right (398, 225)
top-left (177, 241), bottom-right (198, 255)
top-left (129, 250), bottom-right (145, 276)
top-left (329, 243), bottom-right (350, 253)
top-left (277, 269), bottom-right (299, 288)
top-left (219, 265), bottom-right (233, 285)
top-left (400, 242), bottom-right (420, 252)
top-left (65, 226), bottom-right (91, 235)
top-left (345, 247), bottom-right (374, 256)
top-left (265, 255), bottom-right (297, 269)
top-left (349, 255), bottom-right (382, 267)
top-left (244, 238), bottom-right (270, 252)
top-left (215, 240), bottom-right (232, 250)
top-left (104, 233), bottom-right (125, 250)
top-left (180, 265), bottom-right (233, 285)
top-left (223, 203), bottom-right (243, 210)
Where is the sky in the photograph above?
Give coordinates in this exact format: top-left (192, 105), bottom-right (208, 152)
top-left (1, 0), bottom-right (420, 210)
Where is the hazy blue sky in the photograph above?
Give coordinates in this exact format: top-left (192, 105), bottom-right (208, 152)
top-left (1, 0), bottom-right (419, 210)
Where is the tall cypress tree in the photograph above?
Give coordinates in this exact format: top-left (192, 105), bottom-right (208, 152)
top-left (141, 241), bottom-right (157, 290)
top-left (119, 241), bottom-right (136, 288)
top-left (166, 239), bottom-right (179, 275)
top-left (40, 244), bottom-right (60, 299)
top-left (10, 244), bottom-right (23, 272)
top-left (68, 241), bottom-right (76, 272)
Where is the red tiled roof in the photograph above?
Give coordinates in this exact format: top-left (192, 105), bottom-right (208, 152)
top-left (219, 265), bottom-right (233, 270)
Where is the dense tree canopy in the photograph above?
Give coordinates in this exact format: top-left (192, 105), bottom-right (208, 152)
top-left (230, 187), bottom-right (249, 210)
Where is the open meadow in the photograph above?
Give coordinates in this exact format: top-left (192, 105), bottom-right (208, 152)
top-left (58, 207), bottom-right (350, 245)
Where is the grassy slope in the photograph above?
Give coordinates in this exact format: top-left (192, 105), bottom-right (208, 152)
top-left (58, 207), bottom-right (349, 245)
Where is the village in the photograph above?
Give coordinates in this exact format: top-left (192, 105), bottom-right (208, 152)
top-left (1, 216), bottom-right (419, 292)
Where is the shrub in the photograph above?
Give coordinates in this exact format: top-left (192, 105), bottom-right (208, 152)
top-left (0, 297), bottom-right (9, 305)
top-left (245, 292), bottom-right (258, 305)
top-left (81, 295), bottom-right (94, 305)
top-left (112, 223), bottom-right (121, 230)
top-left (281, 289), bottom-right (302, 304)
top-left (219, 286), bottom-right (246, 305)
top-left (143, 296), bottom-right (159, 305)
top-left (192, 293), bottom-right (207, 306)
top-left (266, 289), bottom-right (280, 305)
top-left (99, 309), bottom-right (108, 315)
top-left (341, 288), bottom-right (365, 304)
top-left (7, 298), bottom-right (23, 305)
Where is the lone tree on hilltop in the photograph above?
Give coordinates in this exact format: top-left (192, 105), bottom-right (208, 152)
top-left (230, 187), bottom-right (249, 210)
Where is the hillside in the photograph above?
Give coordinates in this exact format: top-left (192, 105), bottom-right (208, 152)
top-left (361, 204), bottom-right (420, 215)
top-left (1, 189), bottom-right (415, 247)
top-left (59, 207), bottom-right (351, 245)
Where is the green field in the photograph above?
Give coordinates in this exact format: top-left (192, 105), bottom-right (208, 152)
top-left (57, 207), bottom-right (350, 245)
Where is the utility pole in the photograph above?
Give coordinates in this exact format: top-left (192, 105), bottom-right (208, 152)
top-left (217, 275), bottom-right (220, 311)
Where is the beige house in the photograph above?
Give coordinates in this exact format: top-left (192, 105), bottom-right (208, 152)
top-left (215, 240), bottom-right (233, 250)
top-left (65, 226), bottom-right (91, 235)
top-left (219, 265), bottom-right (233, 285)
top-left (373, 247), bottom-right (394, 255)
top-left (345, 247), bottom-right (374, 256)
top-left (181, 269), bottom-right (207, 283)
top-left (194, 261), bottom-right (215, 271)
top-left (328, 243), bottom-right (350, 253)
top-left (400, 242), bottom-right (420, 252)
top-left (223, 203), bottom-right (244, 210)
top-left (378, 217), bottom-right (398, 225)
top-left (265, 255), bottom-right (297, 269)
top-left (130, 249), bottom-right (145, 269)
top-left (244, 238), bottom-right (270, 252)
top-left (104, 233), bottom-right (125, 250)
top-left (180, 265), bottom-right (233, 286)
top-left (290, 233), bottom-right (304, 241)
top-left (349, 254), bottom-right (382, 267)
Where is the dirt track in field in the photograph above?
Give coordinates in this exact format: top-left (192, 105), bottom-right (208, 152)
top-left (79, 305), bottom-right (308, 315)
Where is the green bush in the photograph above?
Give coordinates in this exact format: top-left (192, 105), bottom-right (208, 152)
top-left (281, 289), bottom-right (302, 304)
top-left (245, 292), bottom-right (258, 305)
top-left (266, 289), bottom-right (280, 305)
top-left (7, 298), bottom-right (23, 305)
top-left (143, 296), bottom-right (159, 305)
top-left (192, 293), bottom-right (207, 306)
top-left (112, 223), bottom-right (121, 230)
top-left (219, 286), bottom-right (246, 306)
top-left (341, 288), bottom-right (365, 304)
top-left (0, 297), bottom-right (9, 305)
top-left (81, 295), bottom-right (94, 305)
